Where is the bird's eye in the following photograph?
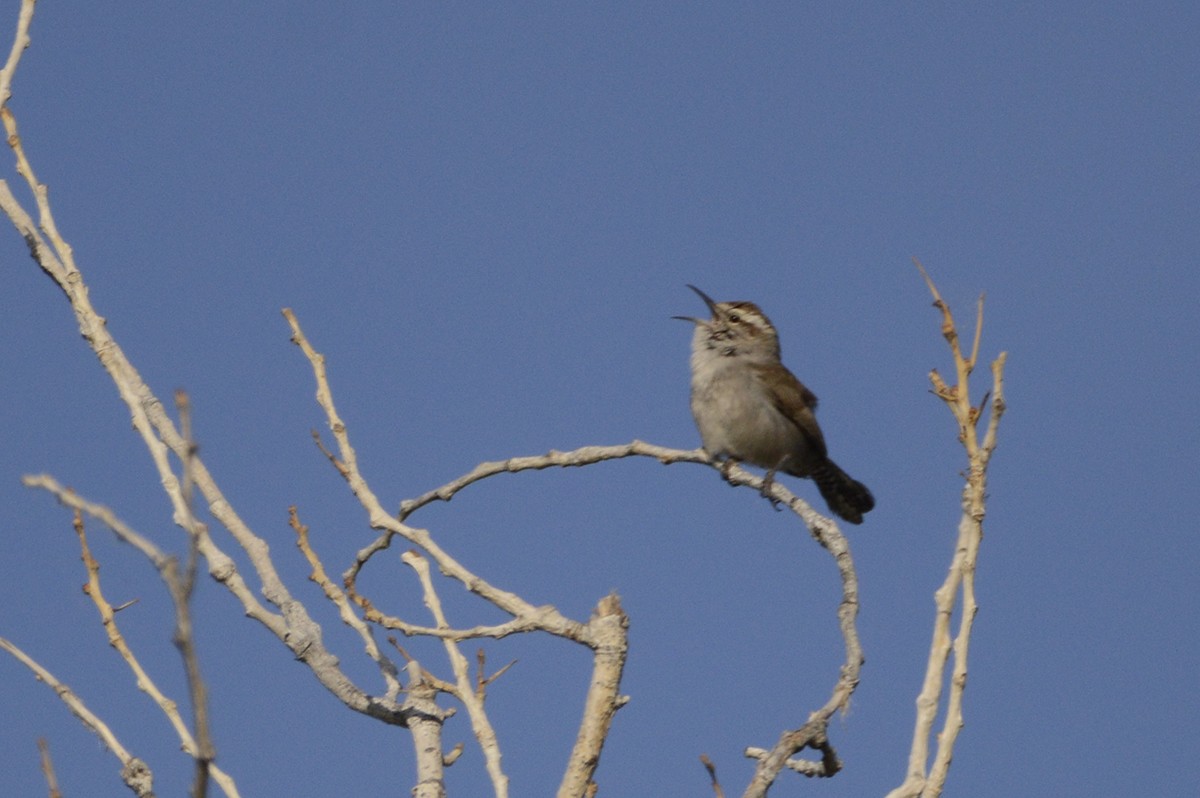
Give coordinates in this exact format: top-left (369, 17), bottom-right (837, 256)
top-left (728, 313), bottom-right (740, 323)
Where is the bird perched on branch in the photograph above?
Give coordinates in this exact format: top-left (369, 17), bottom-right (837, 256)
top-left (675, 285), bottom-right (874, 524)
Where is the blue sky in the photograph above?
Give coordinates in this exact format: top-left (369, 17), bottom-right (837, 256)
top-left (1, 2), bottom-right (1197, 796)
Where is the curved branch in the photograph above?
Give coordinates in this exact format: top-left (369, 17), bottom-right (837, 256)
top-left (285, 307), bottom-right (862, 796)
top-left (387, 442), bottom-right (862, 797)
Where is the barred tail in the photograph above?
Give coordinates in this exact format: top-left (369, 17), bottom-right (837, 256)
top-left (812, 458), bottom-right (875, 525)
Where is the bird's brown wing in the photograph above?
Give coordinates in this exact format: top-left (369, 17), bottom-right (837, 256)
top-left (751, 362), bottom-right (828, 460)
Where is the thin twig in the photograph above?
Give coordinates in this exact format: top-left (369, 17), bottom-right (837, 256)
top-left (0, 637), bottom-right (156, 797)
top-left (284, 308), bottom-right (592, 642)
top-left (173, 390), bottom-right (214, 798)
top-left (700, 754), bottom-right (725, 798)
top-left (38, 738), bottom-right (62, 798)
top-left (0, 0), bottom-right (34, 113)
top-left (72, 506), bottom-right (242, 798)
top-left (289, 507), bottom-right (402, 702)
top-left (403, 550), bottom-right (509, 797)
top-left (969, 294), bottom-right (985, 373)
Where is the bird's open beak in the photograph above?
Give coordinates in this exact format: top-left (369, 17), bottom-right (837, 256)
top-left (672, 284), bottom-right (718, 324)
top-left (685, 284), bottom-right (719, 316)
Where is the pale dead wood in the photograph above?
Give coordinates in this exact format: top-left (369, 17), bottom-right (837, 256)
top-left (71, 508), bottom-right (241, 798)
top-left (0, 636), bottom-right (156, 797)
top-left (887, 260), bottom-right (1007, 798)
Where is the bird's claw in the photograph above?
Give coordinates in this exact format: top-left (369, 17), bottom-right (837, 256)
top-left (760, 467), bottom-right (784, 511)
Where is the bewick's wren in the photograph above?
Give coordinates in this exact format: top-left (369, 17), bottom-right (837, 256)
top-left (675, 285), bottom-right (875, 524)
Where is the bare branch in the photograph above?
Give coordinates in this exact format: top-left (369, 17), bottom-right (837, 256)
top-left (22, 474), bottom-right (169, 566)
top-left (1, 62), bottom-right (402, 723)
top-left (283, 309), bottom-right (594, 644)
top-left (401, 660), bottom-right (453, 798)
top-left (0, 0), bottom-right (34, 112)
top-left (700, 754), bottom-right (725, 798)
top-left (369, 435), bottom-right (861, 798)
top-left (724, 466), bottom-right (862, 795)
top-left (477, 652), bottom-right (517, 694)
top-left (37, 739), bottom-right (62, 798)
top-left (557, 594), bottom-right (630, 798)
top-left (0, 637), bottom-right (156, 797)
top-left (398, 441), bottom-right (707, 521)
top-left (287, 302), bottom-right (858, 798)
top-left (20, 474), bottom-right (295, 690)
top-left (71, 508), bottom-right (242, 798)
top-left (969, 294), bottom-right (985, 373)
top-left (289, 507), bottom-right (403, 702)
top-left (1, 3), bottom-right (880, 796)
top-left (403, 550), bottom-right (508, 798)
top-left (172, 390), bottom-right (214, 798)
top-left (887, 263), bottom-right (1007, 798)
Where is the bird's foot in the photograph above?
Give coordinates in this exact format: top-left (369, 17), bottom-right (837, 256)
top-left (718, 457), bottom-right (738, 482)
top-left (760, 466), bottom-right (784, 512)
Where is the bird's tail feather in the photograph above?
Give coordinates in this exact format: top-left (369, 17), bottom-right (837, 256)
top-left (812, 459), bottom-right (875, 524)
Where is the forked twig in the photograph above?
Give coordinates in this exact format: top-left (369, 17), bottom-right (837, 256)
top-left (887, 260), bottom-right (1007, 798)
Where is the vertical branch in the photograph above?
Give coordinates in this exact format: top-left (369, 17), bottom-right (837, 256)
top-left (172, 390), bottom-right (214, 798)
top-left (557, 594), bottom-right (629, 798)
top-left (887, 261), bottom-right (1007, 798)
top-left (676, 465), bottom-right (863, 795)
top-left (401, 660), bottom-right (451, 798)
top-left (402, 550), bottom-right (509, 798)
top-left (925, 354), bottom-right (1005, 792)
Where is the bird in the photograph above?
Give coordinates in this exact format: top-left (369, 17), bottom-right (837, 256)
top-left (675, 285), bottom-right (875, 523)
